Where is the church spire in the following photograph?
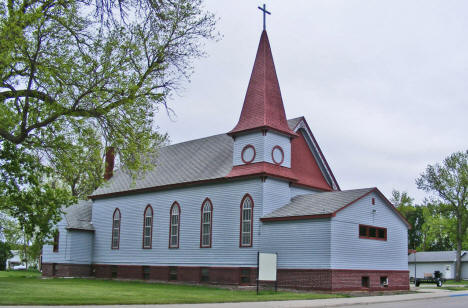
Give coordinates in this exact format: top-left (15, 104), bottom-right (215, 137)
top-left (229, 30), bottom-right (297, 137)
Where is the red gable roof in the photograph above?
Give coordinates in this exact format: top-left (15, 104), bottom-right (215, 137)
top-left (229, 30), bottom-right (297, 137)
top-left (291, 130), bottom-right (334, 191)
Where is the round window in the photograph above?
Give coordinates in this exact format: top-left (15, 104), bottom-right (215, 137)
top-left (271, 146), bottom-right (284, 165)
top-left (241, 145), bottom-right (256, 164)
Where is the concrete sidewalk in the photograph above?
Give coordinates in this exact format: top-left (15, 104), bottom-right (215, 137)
top-left (2, 288), bottom-right (467, 308)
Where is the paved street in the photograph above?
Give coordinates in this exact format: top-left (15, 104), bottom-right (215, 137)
top-left (338, 295), bottom-right (468, 308)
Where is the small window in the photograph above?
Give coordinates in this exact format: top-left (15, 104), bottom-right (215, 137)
top-left (169, 267), bottom-right (178, 281)
top-left (240, 195), bottom-right (254, 247)
top-left (143, 266), bottom-right (150, 280)
top-left (111, 209), bottom-right (121, 249)
top-left (359, 225), bottom-right (367, 237)
top-left (380, 276), bottom-right (388, 287)
top-left (169, 202), bottom-right (180, 248)
top-left (200, 199), bottom-right (213, 248)
top-left (111, 266), bottom-right (118, 278)
top-left (362, 276), bottom-right (370, 288)
top-left (359, 225), bottom-right (387, 241)
top-left (372, 198), bottom-right (375, 205)
top-left (200, 267), bottom-right (210, 282)
top-left (142, 205), bottom-right (153, 249)
top-left (53, 231), bottom-right (59, 252)
top-left (240, 268), bottom-right (251, 284)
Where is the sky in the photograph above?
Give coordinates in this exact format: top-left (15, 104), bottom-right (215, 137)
top-left (156, 0), bottom-right (468, 203)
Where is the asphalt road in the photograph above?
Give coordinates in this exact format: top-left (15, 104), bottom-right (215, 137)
top-left (338, 294), bottom-right (468, 308)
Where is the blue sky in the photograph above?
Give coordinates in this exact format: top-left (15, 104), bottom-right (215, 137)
top-left (157, 0), bottom-right (468, 203)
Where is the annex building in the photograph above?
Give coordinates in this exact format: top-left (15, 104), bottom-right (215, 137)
top-left (42, 30), bottom-right (411, 291)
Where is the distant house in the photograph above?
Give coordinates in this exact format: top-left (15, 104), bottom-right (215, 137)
top-left (6, 250), bottom-right (22, 269)
top-left (408, 251), bottom-right (468, 280)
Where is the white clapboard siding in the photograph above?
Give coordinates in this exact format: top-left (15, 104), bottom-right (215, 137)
top-left (263, 131), bottom-right (291, 168)
top-left (233, 132), bottom-right (265, 166)
top-left (262, 178), bottom-right (291, 216)
top-left (331, 191), bottom-right (408, 270)
top-left (290, 185), bottom-right (321, 198)
top-left (92, 179), bottom-right (263, 267)
top-left (260, 219), bottom-right (332, 269)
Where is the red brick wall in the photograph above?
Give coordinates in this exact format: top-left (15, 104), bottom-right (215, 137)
top-left (41, 263), bottom-right (92, 277)
top-left (42, 263), bottom-right (409, 291)
top-left (331, 269), bottom-right (409, 291)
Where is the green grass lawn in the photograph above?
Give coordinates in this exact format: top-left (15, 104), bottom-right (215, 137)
top-left (444, 280), bottom-right (468, 286)
top-left (0, 271), bottom-right (347, 305)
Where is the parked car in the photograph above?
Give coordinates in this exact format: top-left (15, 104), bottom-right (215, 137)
top-left (13, 265), bottom-right (26, 270)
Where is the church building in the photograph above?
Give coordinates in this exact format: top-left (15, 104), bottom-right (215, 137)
top-left (42, 29), bottom-right (410, 291)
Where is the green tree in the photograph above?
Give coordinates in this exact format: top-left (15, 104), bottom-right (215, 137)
top-left (1, 0), bottom-right (216, 174)
top-left (416, 150), bottom-right (468, 281)
top-left (391, 190), bottom-right (425, 250)
top-left (0, 241), bottom-right (12, 270)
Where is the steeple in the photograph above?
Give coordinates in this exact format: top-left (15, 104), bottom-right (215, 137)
top-left (229, 30), bottom-right (297, 137)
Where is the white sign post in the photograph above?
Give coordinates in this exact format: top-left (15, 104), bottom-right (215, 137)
top-left (257, 252), bottom-right (278, 294)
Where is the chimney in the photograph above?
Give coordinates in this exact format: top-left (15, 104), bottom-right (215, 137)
top-left (104, 147), bottom-right (115, 181)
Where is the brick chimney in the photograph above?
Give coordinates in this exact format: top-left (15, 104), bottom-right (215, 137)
top-left (104, 147), bottom-right (115, 181)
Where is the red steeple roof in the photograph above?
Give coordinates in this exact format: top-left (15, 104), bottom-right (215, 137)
top-left (229, 31), bottom-right (297, 137)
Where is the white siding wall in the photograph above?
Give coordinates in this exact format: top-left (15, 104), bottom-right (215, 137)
top-left (331, 191), bottom-right (408, 270)
top-left (233, 132), bottom-right (264, 166)
top-left (462, 262), bottom-right (468, 280)
top-left (42, 221), bottom-right (93, 264)
top-left (91, 179), bottom-right (263, 267)
top-left (408, 262), bottom-right (455, 279)
top-left (262, 178), bottom-right (291, 216)
top-left (290, 186), bottom-right (320, 198)
top-left (264, 131), bottom-right (291, 168)
top-left (232, 131), bottom-right (291, 168)
top-left (260, 219), bottom-right (332, 269)
top-left (42, 220), bottom-right (68, 264)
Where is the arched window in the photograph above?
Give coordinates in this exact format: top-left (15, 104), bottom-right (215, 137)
top-left (112, 208), bottom-right (121, 249)
top-left (200, 199), bottom-right (213, 248)
top-left (142, 205), bottom-right (153, 249)
top-left (240, 194), bottom-right (254, 247)
top-left (169, 202), bottom-right (180, 248)
top-left (53, 231), bottom-right (59, 252)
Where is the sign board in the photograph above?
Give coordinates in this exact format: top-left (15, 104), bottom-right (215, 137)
top-left (258, 252), bottom-right (277, 281)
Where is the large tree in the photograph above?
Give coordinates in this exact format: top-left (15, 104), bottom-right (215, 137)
top-left (1, 0), bottom-right (216, 173)
top-left (416, 150), bottom-right (468, 281)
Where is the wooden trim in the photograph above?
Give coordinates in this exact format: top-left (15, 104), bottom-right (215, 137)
top-left (271, 145), bottom-right (284, 165)
top-left (260, 213), bottom-right (334, 222)
top-left (111, 208), bottom-right (121, 249)
top-left (241, 144), bottom-right (256, 164)
top-left (239, 194), bottom-right (254, 247)
top-left (142, 204), bottom-right (153, 249)
top-left (359, 224), bottom-right (387, 241)
top-left (200, 198), bottom-right (213, 248)
top-left (227, 125), bottom-right (298, 138)
top-left (169, 202), bottom-right (180, 248)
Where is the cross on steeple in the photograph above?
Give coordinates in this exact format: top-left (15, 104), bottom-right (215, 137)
top-left (258, 4), bottom-right (271, 31)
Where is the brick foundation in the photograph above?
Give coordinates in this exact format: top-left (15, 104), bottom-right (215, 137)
top-left (42, 263), bottom-right (409, 291)
top-left (41, 263), bottom-right (92, 277)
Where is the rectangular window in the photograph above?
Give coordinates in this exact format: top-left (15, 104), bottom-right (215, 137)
top-left (240, 268), bottom-right (251, 284)
top-left (359, 224), bottom-right (387, 241)
top-left (169, 267), bottom-right (178, 281)
top-left (380, 276), bottom-right (388, 287)
top-left (200, 267), bottom-right (209, 282)
top-left (143, 266), bottom-right (150, 280)
top-left (111, 266), bottom-right (118, 278)
top-left (361, 276), bottom-right (370, 288)
top-left (53, 231), bottom-right (59, 252)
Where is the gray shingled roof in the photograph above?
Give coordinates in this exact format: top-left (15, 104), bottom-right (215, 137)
top-left (64, 200), bottom-right (94, 231)
top-left (262, 188), bottom-right (374, 219)
top-left (408, 251), bottom-right (468, 263)
top-left (91, 119), bottom-right (303, 197)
